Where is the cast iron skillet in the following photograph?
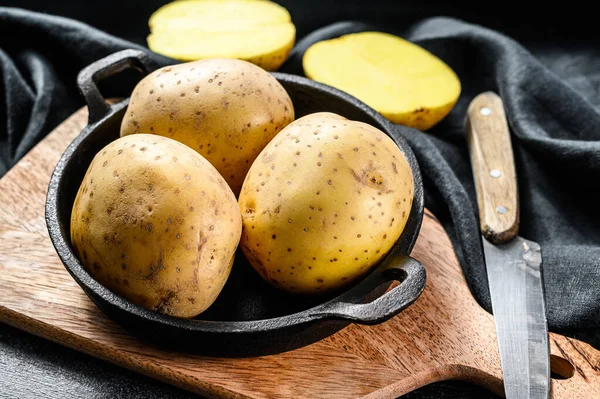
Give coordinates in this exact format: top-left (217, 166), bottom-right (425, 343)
top-left (45, 49), bottom-right (426, 357)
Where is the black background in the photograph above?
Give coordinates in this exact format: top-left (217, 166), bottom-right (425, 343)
top-left (1, 1), bottom-right (597, 398)
top-left (4, 0), bottom-right (600, 47)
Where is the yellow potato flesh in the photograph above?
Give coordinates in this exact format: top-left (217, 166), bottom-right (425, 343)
top-left (238, 112), bottom-right (414, 294)
top-left (120, 58), bottom-right (295, 195)
top-left (303, 32), bottom-right (461, 130)
top-left (70, 134), bottom-right (242, 318)
top-left (148, 0), bottom-right (295, 71)
top-left (149, 0), bottom-right (286, 31)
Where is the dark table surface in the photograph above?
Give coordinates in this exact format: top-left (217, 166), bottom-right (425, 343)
top-left (1, 1), bottom-right (597, 398)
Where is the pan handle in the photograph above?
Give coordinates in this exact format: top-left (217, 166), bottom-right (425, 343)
top-left (314, 252), bottom-right (426, 324)
top-left (77, 49), bottom-right (160, 124)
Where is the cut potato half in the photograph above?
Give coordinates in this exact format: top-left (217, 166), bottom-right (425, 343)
top-left (303, 31), bottom-right (461, 130)
top-left (148, 0), bottom-right (295, 71)
top-left (149, 0), bottom-right (285, 31)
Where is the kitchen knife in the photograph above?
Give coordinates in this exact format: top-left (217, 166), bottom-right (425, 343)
top-left (465, 92), bottom-right (550, 398)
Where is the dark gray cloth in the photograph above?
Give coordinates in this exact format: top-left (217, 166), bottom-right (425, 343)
top-left (0, 5), bottom-right (599, 398)
top-left (281, 18), bottom-right (600, 348)
top-left (0, 7), bottom-right (172, 175)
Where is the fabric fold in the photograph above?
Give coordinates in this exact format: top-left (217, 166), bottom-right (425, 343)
top-left (283, 17), bottom-right (600, 346)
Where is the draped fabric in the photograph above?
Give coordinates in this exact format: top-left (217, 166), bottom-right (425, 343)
top-left (2, 3), bottom-right (599, 366)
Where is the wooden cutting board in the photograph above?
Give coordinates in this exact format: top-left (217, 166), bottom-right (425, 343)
top-left (0, 107), bottom-right (598, 399)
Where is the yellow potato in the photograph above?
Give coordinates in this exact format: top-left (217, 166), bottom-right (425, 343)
top-left (148, 0), bottom-right (296, 71)
top-left (238, 112), bottom-right (414, 294)
top-left (70, 134), bottom-right (242, 318)
top-left (120, 58), bottom-right (295, 195)
top-left (303, 31), bottom-right (461, 130)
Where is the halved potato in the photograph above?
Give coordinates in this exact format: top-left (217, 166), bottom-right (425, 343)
top-left (303, 31), bottom-right (461, 130)
top-left (148, 0), bottom-right (295, 71)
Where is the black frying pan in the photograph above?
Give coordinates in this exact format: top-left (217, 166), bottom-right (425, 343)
top-left (45, 49), bottom-right (426, 357)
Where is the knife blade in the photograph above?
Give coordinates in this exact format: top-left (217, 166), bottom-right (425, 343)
top-left (465, 92), bottom-right (550, 398)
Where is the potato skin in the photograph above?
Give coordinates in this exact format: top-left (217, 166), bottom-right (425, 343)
top-left (70, 134), bottom-right (242, 318)
top-left (120, 58), bottom-right (295, 195)
top-left (238, 112), bottom-right (414, 294)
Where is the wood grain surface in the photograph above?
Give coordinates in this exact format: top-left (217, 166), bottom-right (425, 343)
top-left (465, 92), bottom-right (519, 244)
top-left (1, 107), bottom-right (599, 399)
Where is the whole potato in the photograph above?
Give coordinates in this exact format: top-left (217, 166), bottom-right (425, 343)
top-left (120, 58), bottom-right (295, 195)
top-left (70, 134), bottom-right (242, 318)
top-left (238, 112), bottom-right (414, 294)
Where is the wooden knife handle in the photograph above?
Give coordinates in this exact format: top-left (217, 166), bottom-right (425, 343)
top-left (465, 92), bottom-right (519, 244)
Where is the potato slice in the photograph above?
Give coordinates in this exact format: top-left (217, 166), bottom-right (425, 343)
top-left (148, 0), bottom-right (285, 31)
top-left (148, 0), bottom-right (295, 71)
top-left (303, 31), bottom-right (461, 130)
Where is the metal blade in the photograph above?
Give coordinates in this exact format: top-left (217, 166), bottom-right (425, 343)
top-left (482, 236), bottom-right (550, 399)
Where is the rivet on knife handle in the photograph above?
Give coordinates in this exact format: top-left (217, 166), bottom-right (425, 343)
top-left (465, 92), bottom-right (519, 245)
